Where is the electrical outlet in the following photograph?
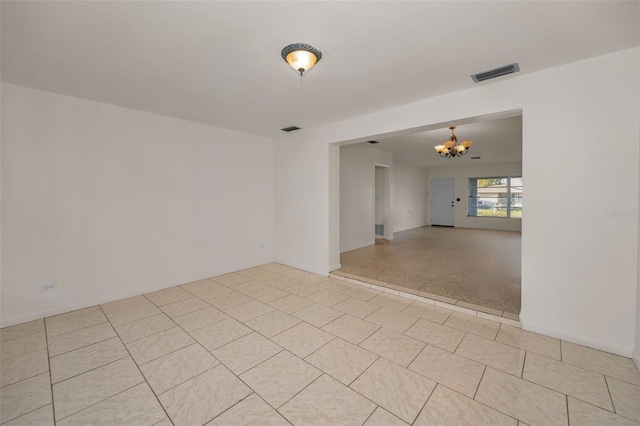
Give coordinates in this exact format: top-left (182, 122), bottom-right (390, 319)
top-left (41, 283), bottom-right (57, 291)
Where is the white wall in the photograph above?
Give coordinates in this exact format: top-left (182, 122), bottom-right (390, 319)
top-left (636, 132), bottom-right (640, 371)
top-left (1, 83), bottom-right (275, 327)
top-left (393, 161), bottom-right (429, 233)
top-left (428, 163), bottom-right (522, 232)
top-left (328, 144), bottom-right (341, 271)
top-left (274, 47), bottom-right (640, 357)
top-left (275, 138), bottom-right (329, 276)
top-left (339, 146), bottom-right (392, 253)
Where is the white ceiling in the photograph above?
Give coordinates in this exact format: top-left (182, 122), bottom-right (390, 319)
top-left (346, 115), bottom-right (523, 169)
top-left (2, 1), bottom-right (638, 137)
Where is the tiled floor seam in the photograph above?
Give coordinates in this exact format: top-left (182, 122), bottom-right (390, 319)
top-left (116, 324), bottom-right (181, 346)
top-left (494, 365), bottom-right (622, 418)
top-left (559, 359), bottom-right (640, 388)
top-left (205, 391), bottom-right (290, 426)
top-left (46, 319), bottom-right (110, 339)
top-left (169, 304), bottom-right (213, 320)
top-left (451, 332), bottom-right (467, 353)
top-left (99, 306), bottom-right (174, 423)
top-left (603, 376), bottom-right (618, 416)
top-left (240, 354), bottom-right (322, 413)
top-left (519, 349), bottom-right (632, 416)
top-left (48, 334), bottom-right (116, 358)
top-left (472, 365), bottom-right (488, 400)
top-left (359, 408), bottom-right (377, 425)
top-left (153, 364), bottom-right (220, 397)
top-left (152, 417), bottom-right (174, 426)
top-left (469, 370), bottom-right (553, 425)
top-left (410, 383), bottom-right (438, 426)
top-left (175, 316), bottom-right (230, 335)
top-left (277, 371), bottom-right (382, 424)
top-left (1, 329), bottom-right (46, 344)
top-left (43, 319), bottom-right (56, 424)
top-left (50, 353), bottom-right (131, 385)
top-left (434, 382), bottom-right (521, 425)
top-left (54, 381), bottom-right (144, 423)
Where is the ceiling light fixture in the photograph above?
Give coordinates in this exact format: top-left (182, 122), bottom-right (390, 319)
top-left (281, 43), bottom-right (322, 77)
top-left (434, 126), bottom-right (473, 158)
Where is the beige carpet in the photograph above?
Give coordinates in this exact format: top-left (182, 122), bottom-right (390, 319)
top-left (339, 226), bottom-right (521, 314)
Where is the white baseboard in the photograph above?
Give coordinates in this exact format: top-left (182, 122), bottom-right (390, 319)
top-left (0, 259), bottom-right (278, 328)
top-left (0, 283), bottom-right (167, 328)
top-left (521, 319), bottom-right (633, 358)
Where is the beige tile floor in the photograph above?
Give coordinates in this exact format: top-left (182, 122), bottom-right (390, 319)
top-left (1, 263), bottom-right (639, 425)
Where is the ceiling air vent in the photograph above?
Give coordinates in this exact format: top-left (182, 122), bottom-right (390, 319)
top-left (280, 126), bottom-right (301, 132)
top-left (368, 140), bottom-right (379, 144)
top-left (471, 63), bottom-right (520, 83)
top-left (470, 156), bottom-right (481, 160)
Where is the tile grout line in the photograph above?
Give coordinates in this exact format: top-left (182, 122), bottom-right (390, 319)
top-left (603, 376), bottom-right (617, 414)
top-left (557, 357), bottom-right (640, 387)
top-left (49, 344), bottom-right (130, 385)
top-left (431, 381), bottom-right (521, 424)
top-left (405, 341), bottom-right (429, 369)
top-left (98, 304), bottom-right (174, 424)
top-left (54, 381), bottom-right (147, 423)
top-left (0, 327), bottom-right (48, 345)
top-left (43, 319), bottom-right (56, 425)
top-left (494, 322), bottom-right (503, 341)
top-left (472, 365), bottom-right (488, 400)
top-left (47, 325), bottom-right (117, 358)
top-left (232, 350), bottom-right (322, 415)
top-left (46, 315), bottom-right (157, 423)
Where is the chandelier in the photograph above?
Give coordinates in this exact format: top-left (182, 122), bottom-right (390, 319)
top-left (434, 126), bottom-right (473, 158)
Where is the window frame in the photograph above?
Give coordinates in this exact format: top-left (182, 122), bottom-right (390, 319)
top-left (468, 176), bottom-right (522, 219)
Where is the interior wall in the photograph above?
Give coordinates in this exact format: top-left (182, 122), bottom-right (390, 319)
top-left (636, 123), bottom-right (640, 370)
top-left (1, 83), bottom-right (275, 326)
top-left (392, 161), bottom-right (429, 233)
top-left (328, 144), bottom-right (341, 272)
top-left (428, 162), bottom-right (522, 232)
top-left (274, 47), bottom-right (640, 356)
top-left (274, 137), bottom-right (329, 276)
top-left (339, 146), bottom-right (393, 253)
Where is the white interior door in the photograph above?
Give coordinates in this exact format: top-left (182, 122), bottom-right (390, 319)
top-left (431, 177), bottom-right (455, 227)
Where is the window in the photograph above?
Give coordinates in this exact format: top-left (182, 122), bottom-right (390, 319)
top-left (468, 177), bottom-right (522, 218)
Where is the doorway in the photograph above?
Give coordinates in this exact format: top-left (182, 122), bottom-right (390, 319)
top-left (374, 164), bottom-right (392, 240)
top-left (431, 177), bottom-right (455, 227)
top-left (374, 166), bottom-right (385, 237)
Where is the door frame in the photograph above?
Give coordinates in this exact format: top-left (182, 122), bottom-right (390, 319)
top-left (374, 163), bottom-right (393, 240)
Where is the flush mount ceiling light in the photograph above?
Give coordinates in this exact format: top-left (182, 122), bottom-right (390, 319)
top-left (434, 126), bottom-right (473, 158)
top-left (281, 43), bottom-right (322, 77)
